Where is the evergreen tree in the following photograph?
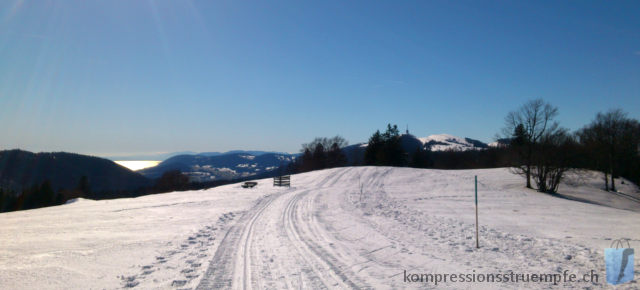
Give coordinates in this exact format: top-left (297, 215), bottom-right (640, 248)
top-left (382, 124), bottom-right (407, 166)
top-left (365, 130), bottom-right (383, 165)
top-left (77, 176), bottom-right (91, 197)
top-left (312, 144), bottom-right (327, 170)
top-left (327, 143), bottom-right (348, 168)
top-left (409, 148), bottom-right (432, 168)
top-left (154, 170), bottom-right (190, 193)
top-left (55, 189), bottom-right (65, 205)
top-left (512, 124), bottom-right (527, 146)
top-left (299, 148), bottom-right (314, 172)
top-left (20, 185), bottom-right (35, 210)
top-left (365, 124), bottom-right (407, 166)
top-left (38, 180), bottom-right (55, 206)
top-left (0, 189), bottom-right (17, 212)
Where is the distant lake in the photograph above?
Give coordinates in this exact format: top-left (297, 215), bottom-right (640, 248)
top-left (114, 160), bottom-right (161, 171)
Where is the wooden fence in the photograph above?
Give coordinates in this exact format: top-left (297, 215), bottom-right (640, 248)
top-left (273, 175), bottom-right (291, 187)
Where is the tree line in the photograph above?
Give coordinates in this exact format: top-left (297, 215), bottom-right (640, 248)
top-left (288, 136), bottom-right (349, 173)
top-left (502, 99), bottom-right (639, 193)
top-left (0, 170), bottom-right (245, 213)
top-left (293, 99), bottom-right (639, 195)
top-left (0, 176), bottom-right (91, 212)
top-left (1, 99), bottom-right (638, 212)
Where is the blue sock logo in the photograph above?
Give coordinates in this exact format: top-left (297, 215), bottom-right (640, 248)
top-left (605, 239), bottom-right (635, 285)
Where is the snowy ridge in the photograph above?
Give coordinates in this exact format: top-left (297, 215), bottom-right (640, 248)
top-left (418, 133), bottom-right (488, 151)
top-left (139, 152), bottom-right (296, 181)
top-left (352, 133), bottom-right (489, 152)
top-left (1, 167), bottom-right (638, 289)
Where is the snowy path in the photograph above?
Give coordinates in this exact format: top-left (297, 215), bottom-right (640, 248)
top-left (198, 168), bottom-right (370, 289)
top-left (193, 167), bottom-right (639, 289)
top-left (2, 167), bottom-right (639, 289)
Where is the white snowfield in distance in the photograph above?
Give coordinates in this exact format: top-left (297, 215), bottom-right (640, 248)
top-left (0, 167), bottom-right (639, 289)
top-left (357, 133), bottom-right (490, 151)
top-left (418, 134), bottom-right (485, 151)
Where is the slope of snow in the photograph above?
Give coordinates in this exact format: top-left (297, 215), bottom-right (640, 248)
top-left (419, 134), bottom-right (486, 151)
top-left (355, 133), bottom-right (488, 152)
top-left (1, 167), bottom-right (639, 289)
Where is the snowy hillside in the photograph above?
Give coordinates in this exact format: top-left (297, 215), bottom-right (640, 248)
top-left (418, 134), bottom-right (489, 151)
top-left (139, 153), bottom-right (296, 181)
top-left (346, 134), bottom-right (490, 155)
top-left (1, 167), bottom-right (639, 289)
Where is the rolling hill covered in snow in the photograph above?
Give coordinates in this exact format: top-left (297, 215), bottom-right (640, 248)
top-left (418, 134), bottom-right (489, 151)
top-left (1, 167), bottom-right (638, 289)
top-left (138, 152), bottom-right (296, 181)
top-left (342, 133), bottom-right (491, 164)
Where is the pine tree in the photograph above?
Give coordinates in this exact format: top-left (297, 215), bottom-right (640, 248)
top-left (77, 176), bottom-right (91, 197)
top-left (312, 144), bottom-right (327, 170)
top-left (410, 148), bottom-right (432, 168)
top-left (365, 130), bottom-right (383, 165)
top-left (0, 188), bottom-right (4, 212)
top-left (327, 143), bottom-right (348, 168)
top-left (300, 148), bottom-right (314, 172)
top-left (38, 180), bottom-right (55, 206)
top-left (512, 124), bottom-right (527, 146)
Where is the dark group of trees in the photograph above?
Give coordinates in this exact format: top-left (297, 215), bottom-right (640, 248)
top-left (292, 99), bottom-right (639, 195)
top-left (502, 99), bottom-right (573, 193)
top-left (364, 124), bottom-right (408, 166)
top-left (576, 109), bottom-right (640, 191)
top-left (0, 176), bottom-right (91, 212)
top-left (290, 136), bottom-right (349, 172)
top-left (1, 100), bottom-right (638, 213)
top-left (502, 99), bottom-right (639, 193)
top-left (0, 152), bottom-right (298, 213)
top-left (0, 169), bottom-right (261, 213)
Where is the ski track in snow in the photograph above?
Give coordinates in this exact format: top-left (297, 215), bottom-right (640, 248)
top-left (2, 167), bottom-right (639, 289)
top-left (192, 167), bottom-right (634, 289)
top-left (197, 167), bottom-right (369, 289)
top-left (121, 212), bottom-right (239, 289)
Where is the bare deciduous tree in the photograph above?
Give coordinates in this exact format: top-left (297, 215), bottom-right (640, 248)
top-left (503, 99), bottom-right (559, 188)
top-left (531, 129), bottom-right (574, 193)
top-left (301, 136), bottom-right (348, 153)
top-left (577, 109), bottom-right (640, 191)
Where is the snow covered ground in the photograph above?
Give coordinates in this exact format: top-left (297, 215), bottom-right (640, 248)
top-left (1, 167), bottom-right (639, 289)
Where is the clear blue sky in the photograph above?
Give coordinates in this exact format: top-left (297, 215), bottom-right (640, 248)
top-left (1, 1), bottom-right (639, 157)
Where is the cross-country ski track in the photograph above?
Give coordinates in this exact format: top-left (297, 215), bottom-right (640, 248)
top-left (1, 167), bottom-right (639, 289)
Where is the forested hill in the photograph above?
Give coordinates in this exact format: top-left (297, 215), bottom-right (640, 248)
top-left (0, 149), bottom-right (151, 193)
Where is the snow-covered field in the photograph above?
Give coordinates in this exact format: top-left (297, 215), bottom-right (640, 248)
top-left (1, 167), bottom-right (639, 289)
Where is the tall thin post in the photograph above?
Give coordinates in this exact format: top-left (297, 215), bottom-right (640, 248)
top-left (475, 175), bottom-right (479, 249)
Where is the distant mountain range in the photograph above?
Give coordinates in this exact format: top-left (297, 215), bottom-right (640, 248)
top-left (108, 135), bottom-right (493, 181)
top-left (105, 151), bottom-right (197, 161)
top-left (106, 150), bottom-right (294, 161)
top-left (0, 149), bottom-right (151, 193)
top-left (138, 152), bottom-right (297, 181)
top-left (0, 134), bottom-right (495, 191)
